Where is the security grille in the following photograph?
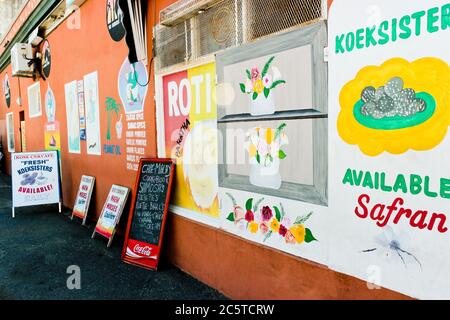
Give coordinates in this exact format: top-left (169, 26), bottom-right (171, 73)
top-left (154, 0), bottom-right (326, 70)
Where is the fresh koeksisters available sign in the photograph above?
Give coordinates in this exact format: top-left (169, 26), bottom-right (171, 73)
top-left (329, 0), bottom-right (450, 299)
top-left (11, 151), bottom-right (61, 208)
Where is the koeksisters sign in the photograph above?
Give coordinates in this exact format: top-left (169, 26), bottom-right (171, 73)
top-left (11, 151), bottom-right (61, 217)
top-left (329, 0), bottom-right (450, 299)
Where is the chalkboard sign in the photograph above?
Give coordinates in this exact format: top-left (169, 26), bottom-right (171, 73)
top-left (122, 158), bottom-right (175, 270)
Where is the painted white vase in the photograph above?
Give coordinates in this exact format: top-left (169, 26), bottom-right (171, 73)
top-left (249, 155), bottom-right (281, 190)
top-left (249, 91), bottom-right (275, 116)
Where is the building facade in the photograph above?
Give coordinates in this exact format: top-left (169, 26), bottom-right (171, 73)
top-left (1, 0), bottom-right (449, 299)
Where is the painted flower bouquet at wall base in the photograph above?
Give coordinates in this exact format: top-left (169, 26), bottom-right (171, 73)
top-left (240, 56), bottom-right (286, 116)
top-left (245, 123), bottom-right (288, 190)
top-left (226, 194), bottom-right (317, 245)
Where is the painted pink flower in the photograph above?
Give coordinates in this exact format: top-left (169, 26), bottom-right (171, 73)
top-left (245, 210), bottom-right (255, 222)
top-left (260, 221), bottom-right (269, 235)
top-left (263, 74), bottom-right (273, 89)
top-left (261, 206), bottom-right (273, 222)
top-left (251, 68), bottom-right (260, 82)
top-left (257, 141), bottom-right (268, 155)
top-left (285, 230), bottom-right (296, 244)
top-left (279, 224), bottom-right (288, 237)
top-left (233, 206), bottom-right (245, 223)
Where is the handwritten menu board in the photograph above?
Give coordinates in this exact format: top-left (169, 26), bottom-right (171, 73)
top-left (122, 158), bottom-right (175, 270)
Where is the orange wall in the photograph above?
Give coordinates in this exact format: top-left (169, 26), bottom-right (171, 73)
top-left (0, 0), bottom-right (157, 220)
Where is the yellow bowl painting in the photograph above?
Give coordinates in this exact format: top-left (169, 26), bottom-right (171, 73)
top-left (338, 57), bottom-right (450, 156)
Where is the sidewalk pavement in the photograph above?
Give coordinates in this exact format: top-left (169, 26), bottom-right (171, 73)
top-left (0, 174), bottom-right (226, 300)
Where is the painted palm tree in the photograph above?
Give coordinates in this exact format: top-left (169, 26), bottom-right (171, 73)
top-left (105, 97), bottom-right (122, 140)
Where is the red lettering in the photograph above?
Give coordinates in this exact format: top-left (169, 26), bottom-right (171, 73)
top-left (355, 194), bottom-right (370, 218)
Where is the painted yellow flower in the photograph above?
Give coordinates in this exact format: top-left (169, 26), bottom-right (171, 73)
top-left (290, 225), bottom-right (306, 244)
top-left (265, 128), bottom-right (274, 145)
top-left (253, 79), bottom-right (264, 94)
top-left (270, 218), bottom-right (280, 233)
top-left (249, 144), bottom-right (257, 158)
top-left (248, 221), bottom-right (259, 234)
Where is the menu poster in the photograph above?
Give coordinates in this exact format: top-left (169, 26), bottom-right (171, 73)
top-left (92, 184), bottom-right (130, 247)
top-left (122, 159), bottom-right (175, 270)
top-left (72, 175), bottom-right (95, 225)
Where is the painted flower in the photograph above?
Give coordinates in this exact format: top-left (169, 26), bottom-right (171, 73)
top-left (285, 230), bottom-right (296, 244)
top-left (270, 218), bottom-right (280, 233)
top-left (233, 206), bottom-right (245, 223)
top-left (260, 221), bottom-right (270, 235)
top-left (245, 79), bottom-right (253, 93)
top-left (248, 221), bottom-right (259, 234)
top-left (245, 210), bottom-right (255, 222)
top-left (290, 225), bottom-right (306, 244)
top-left (261, 206), bottom-right (273, 222)
top-left (253, 79), bottom-right (264, 94)
top-left (282, 217), bottom-right (292, 228)
top-left (257, 140), bottom-right (268, 155)
top-left (279, 224), bottom-right (288, 237)
top-left (272, 66), bottom-right (282, 81)
top-left (263, 74), bottom-right (273, 89)
top-left (251, 68), bottom-right (260, 82)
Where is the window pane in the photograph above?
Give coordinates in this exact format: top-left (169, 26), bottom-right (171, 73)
top-left (222, 119), bottom-right (314, 187)
top-left (221, 44), bottom-right (313, 115)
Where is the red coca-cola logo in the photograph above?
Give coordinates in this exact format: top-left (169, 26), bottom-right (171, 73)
top-left (133, 244), bottom-right (152, 256)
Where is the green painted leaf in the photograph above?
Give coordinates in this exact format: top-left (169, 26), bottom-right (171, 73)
top-left (264, 87), bottom-right (270, 98)
top-left (279, 150), bottom-right (287, 160)
top-left (240, 83), bottom-right (246, 93)
top-left (245, 198), bottom-right (253, 211)
top-left (227, 212), bottom-right (235, 222)
top-left (274, 206), bottom-right (281, 222)
top-left (274, 122), bottom-right (287, 140)
top-left (246, 69), bottom-right (252, 79)
top-left (252, 92), bottom-right (258, 100)
top-left (294, 212), bottom-right (314, 225)
top-left (262, 56), bottom-right (275, 78)
top-left (253, 197), bottom-right (265, 212)
top-left (256, 153), bottom-right (261, 164)
top-left (271, 80), bottom-right (286, 89)
top-left (263, 231), bottom-right (272, 243)
top-left (305, 228), bottom-right (317, 243)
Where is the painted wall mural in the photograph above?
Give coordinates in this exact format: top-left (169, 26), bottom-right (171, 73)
top-left (219, 187), bottom-right (327, 264)
top-left (27, 82), bottom-right (42, 118)
top-left (77, 80), bottom-right (86, 141)
top-left (103, 97), bottom-right (123, 156)
top-left (65, 80), bottom-right (81, 154)
top-left (84, 71), bottom-right (102, 155)
top-left (160, 62), bottom-right (219, 223)
top-left (245, 123), bottom-right (288, 190)
top-left (118, 57), bottom-right (148, 114)
top-left (3, 73), bottom-right (10, 108)
top-left (44, 84), bottom-right (60, 151)
top-left (239, 56), bottom-right (286, 116)
top-left (338, 58), bottom-right (450, 156)
top-left (118, 57), bottom-right (148, 170)
top-left (329, 0), bottom-right (450, 299)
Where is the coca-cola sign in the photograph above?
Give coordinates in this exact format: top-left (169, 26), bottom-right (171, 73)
top-left (133, 244), bottom-right (152, 257)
